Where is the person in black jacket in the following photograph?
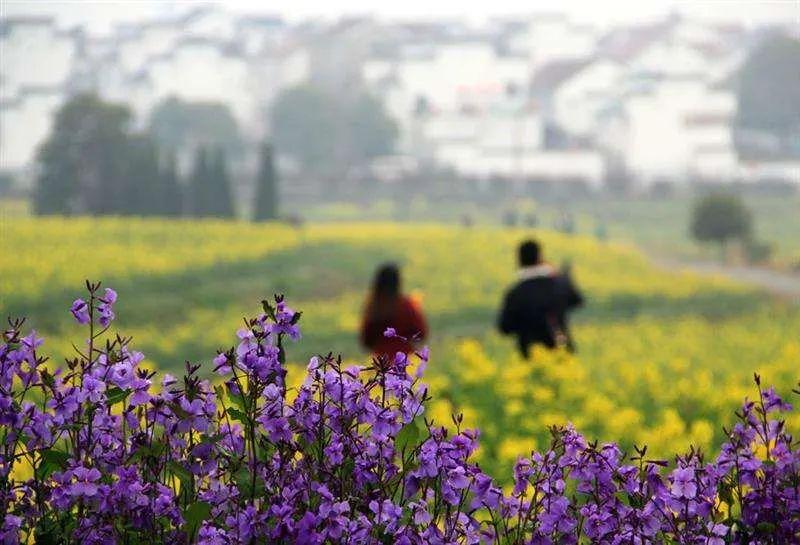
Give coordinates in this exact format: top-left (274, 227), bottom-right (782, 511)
top-left (497, 240), bottom-right (584, 358)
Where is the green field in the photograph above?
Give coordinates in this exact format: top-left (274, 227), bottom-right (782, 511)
top-left (296, 194), bottom-right (800, 265)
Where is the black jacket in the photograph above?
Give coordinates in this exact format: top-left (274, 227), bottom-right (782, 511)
top-left (497, 269), bottom-right (583, 358)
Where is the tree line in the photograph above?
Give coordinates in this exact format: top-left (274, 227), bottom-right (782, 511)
top-left (34, 94), bottom-right (279, 221)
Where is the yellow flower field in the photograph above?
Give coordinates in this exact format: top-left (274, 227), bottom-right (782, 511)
top-left (1, 216), bottom-right (797, 480)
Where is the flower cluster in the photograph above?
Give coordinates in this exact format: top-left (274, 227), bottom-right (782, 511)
top-left (1, 283), bottom-right (798, 544)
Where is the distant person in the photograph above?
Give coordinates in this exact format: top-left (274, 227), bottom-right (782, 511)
top-left (360, 263), bottom-right (428, 358)
top-left (497, 240), bottom-right (583, 358)
top-left (556, 211), bottom-right (575, 234)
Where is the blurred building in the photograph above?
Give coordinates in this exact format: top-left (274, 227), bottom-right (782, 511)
top-left (0, 7), bottom-right (309, 178)
top-left (1, 7), bottom-right (797, 189)
top-left (0, 16), bottom-right (78, 173)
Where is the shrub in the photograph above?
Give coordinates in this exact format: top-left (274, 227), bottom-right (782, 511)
top-left (744, 237), bottom-right (774, 265)
top-left (691, 193), bottom-right (753, 251)
top-left (1, 283), bottom-right (798, 544)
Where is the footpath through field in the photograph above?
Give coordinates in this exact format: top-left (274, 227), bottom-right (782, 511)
top-left (650, 255), bottom-right (800, 304)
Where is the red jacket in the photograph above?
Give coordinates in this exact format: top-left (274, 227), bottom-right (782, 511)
top-left (360, 296), bottom-right (428, 357)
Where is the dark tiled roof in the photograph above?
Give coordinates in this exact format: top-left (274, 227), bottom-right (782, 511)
top-left (529, 58), bottom-right (593, 95)
top-left (597, 19), bottom-right (675, 63)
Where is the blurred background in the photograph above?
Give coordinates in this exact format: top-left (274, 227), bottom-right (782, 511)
top-left (1, 1), bottom-right (799, 473)
top-left (1, 1), bottom-right (798, 249)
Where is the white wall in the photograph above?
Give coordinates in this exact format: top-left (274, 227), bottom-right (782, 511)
top-left (525, 18), bottom-right (596, 71)
top-left (692, 149), bottom-right (739, 180)
top-left (115, 25), bottom-right (180, 74)
top-left (182, 7), bottom-right (239, 41)
top-left (632, 40), bottom-right (710, 78)
top-left (553, 60), bottom-right (623, 137)
top-left (450, 149), bottom-right (605, 186)
top-left (0, 91), bottom-right (63, 171)
top-left (390, 41), bottom-right (529, 114)
top-left (146, 43), bottom-right (256, 132)
top-left (1, 21), bottom-right (76, 98)
top-left (621, 80), bottom-right (702, 182)
top-left (737, 161), bottom-right (800, 184)
top-left (415, 108), bottom-right (591, 182)
top-left (619, 81), bottom-right (740, 184)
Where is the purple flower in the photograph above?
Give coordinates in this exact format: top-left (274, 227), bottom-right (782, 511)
top-left (109, 361), bottom-right (134, 389)
top-left (324, 438), bottom-right (344, 466)
top-left (21, 331), bottom-right (44, 351)
top-left (1, 515), bottom-right (22, 545)
top-left (101, 288), bottom-right (117, 304)
top-left (762, 387), bottom-right (792, 413)
top-left (446, 466), bottom-right (470, 490)
top-left (129, 377), bottom-right (151, 406)
top-left (70, 299), bottom-right (90, 324)
top-left (670, 467), bottom-right (697, 499)
top-left (97, 307), bottom-right (114, 327)
top-left (3, 285), bottom-right (799, 545)
top-left (213, 352), bottom-right (231, 375)
top-left (69, 466), bottom-right (102, 498)
top-left (197, 523), bottom-right (229, 545)
top-left (79, 376), bottom-right (106, 403)
top-left (370, 499), bottom-right (403, 532)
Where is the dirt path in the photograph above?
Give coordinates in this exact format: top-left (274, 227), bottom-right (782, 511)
top-left (650, 255), bottom-right (800, 304)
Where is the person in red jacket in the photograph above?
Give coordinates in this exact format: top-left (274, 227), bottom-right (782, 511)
top-left (360, 263), bottom-right (428, 358)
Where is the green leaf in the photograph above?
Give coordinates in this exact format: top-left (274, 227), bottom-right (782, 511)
top-left (169, 401), bottom-right (191, 419)
top-left (131, 439), bottom-right (167, 462)
top-left (226, 389), bottom-right (248, 412)
top-left (756, 522), bottom-right (776, 534)
top-left (395, 418), bottom-right (422, 455)
top-left (256, 441), bottom-right (274, 462)
top-left (213, 385), bottom-right (226, 400)
top-left (35, 449), bottom-right (70, 480)
top-left (226, 407), bottom-right (249, 424)
top-left (183, 501), bottom-right (211, 538)
top-left (717, 482), bottom-right (734, 505)
top-left (233, 467), bottom-right (250, 488)
top-left (166, 461), bottom-right (192, 487)
top-left (200, 433), bottom-right (224, 446)
top-left (233, 467), bottom-right (265, 498)
top-left (106, 387), bottom-right (130, 406)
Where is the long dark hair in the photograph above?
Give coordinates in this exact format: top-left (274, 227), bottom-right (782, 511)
top-left (366, 263), bottom-right (402, 324)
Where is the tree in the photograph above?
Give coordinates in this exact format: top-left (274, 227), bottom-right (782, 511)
top-left (209, 147), bottom-right (235, 218)
top-left (737, 34), bottom-right (800, 140)
top-left (34, 94), bottom-right (132, 215)
top-left (188, 147), bottom-right (212, 217)
top-left (123, 134), bottom-right (161, 216)
top-left (691, 193), bottom-right (753, 252)
top-left (270, 85), bottom-right (397, 173)
top-left (253, 142), bottom-right (278, 221)
top-left (148, 96), bottom-right (243, 158)
top-left (347, 94), bottom-right (398, 162)
top-left (271, 86), bottom-right (339, 171)
top-left (159, 150), bottom-right (183, 217)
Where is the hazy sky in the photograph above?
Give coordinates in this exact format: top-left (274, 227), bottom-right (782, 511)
top-left (2, 0), bottom-right (798, 34)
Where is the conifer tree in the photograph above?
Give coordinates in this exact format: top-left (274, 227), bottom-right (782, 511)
top-left (124, 135), bottom-right (161, 216)
top-left (189, 147), bottom-right (211, 217)
top-left (210, 147), bottom-right (235, 218)
top-left (253, 142), bottom-right (278, 221)
top-left (160, 150), bottom-right (183, 217)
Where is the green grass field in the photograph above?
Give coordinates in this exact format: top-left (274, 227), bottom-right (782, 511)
top-left (295, 194), bottom-right (800, 265)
